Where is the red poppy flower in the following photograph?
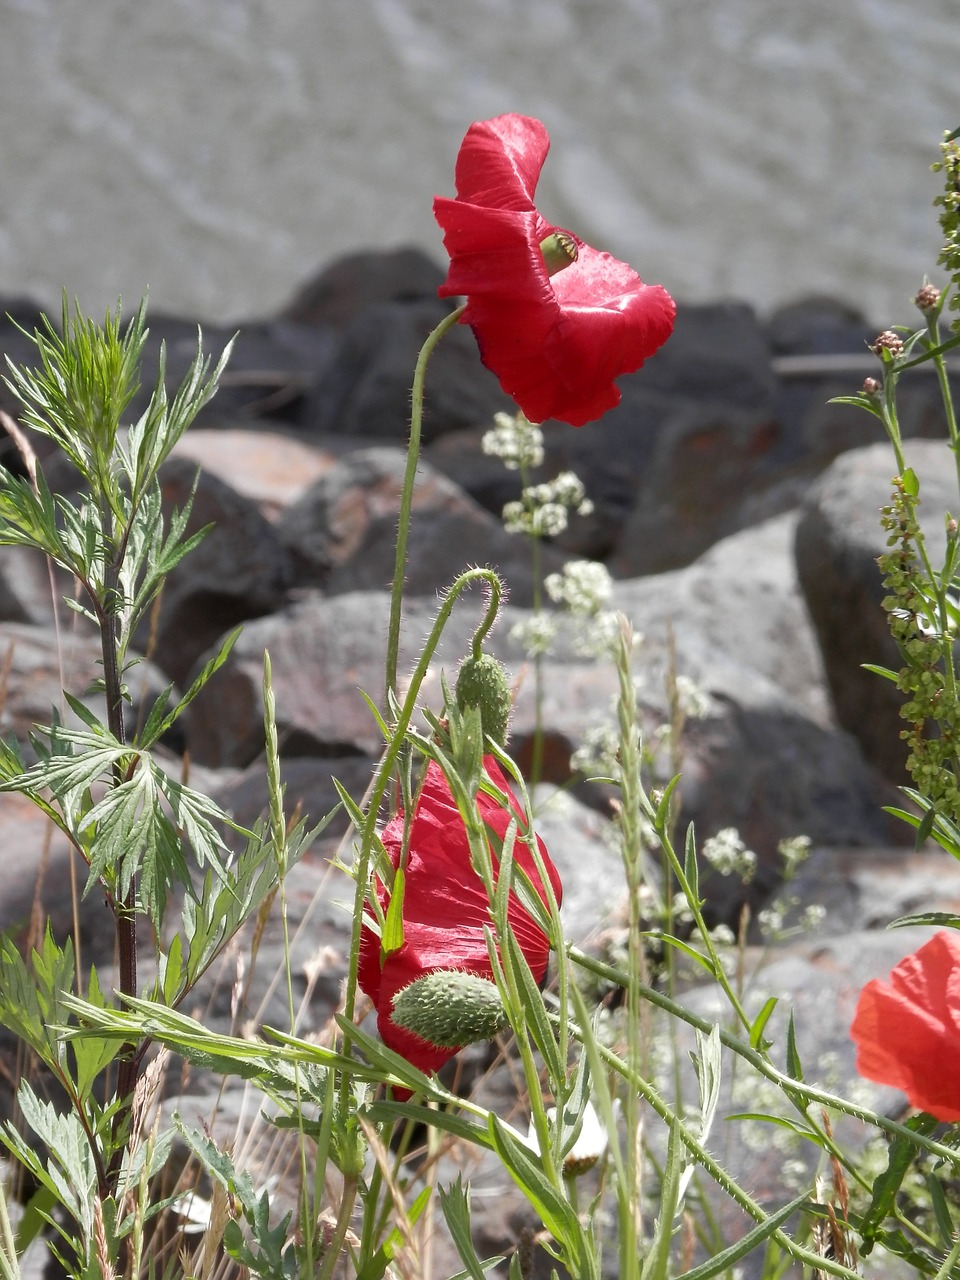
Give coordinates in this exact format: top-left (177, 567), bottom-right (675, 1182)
top-left (433, 113), bottom-right (676, 428)
top-left (358, 756), bottom-right (562, 1075)
top-left (850, 930), bottom-right (960, 1120)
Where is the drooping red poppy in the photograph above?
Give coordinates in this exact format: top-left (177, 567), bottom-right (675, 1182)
top-left (850, 930), bottom-right (960, 1121)
top-left (433, 113), bottom-right (676, 428)
top-left (358, 756), bottom-right (562, 1075)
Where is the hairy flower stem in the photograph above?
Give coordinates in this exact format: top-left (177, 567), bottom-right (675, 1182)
top-left (568, 945), bottom-right (960, 1171)
top-left (384, 303), bottom-right (466, 708)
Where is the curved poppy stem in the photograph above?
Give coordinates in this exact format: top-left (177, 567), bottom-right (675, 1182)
top-left (384, 302), bottom-right (467, 709)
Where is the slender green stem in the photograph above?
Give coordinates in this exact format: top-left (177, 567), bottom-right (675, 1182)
top-left (384, 303), bottom-right (466, 707)
top-left (931, 1228), bottom-right (960, 1280)
top-left (568, 946), bottom-right (960, 1170)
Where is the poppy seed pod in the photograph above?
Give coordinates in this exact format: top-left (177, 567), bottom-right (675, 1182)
top-left (392, 970), bottom-right (508, 1048)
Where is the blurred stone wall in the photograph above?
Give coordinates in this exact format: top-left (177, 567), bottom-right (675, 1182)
top-left (1, 0), bottom-right (956, 323)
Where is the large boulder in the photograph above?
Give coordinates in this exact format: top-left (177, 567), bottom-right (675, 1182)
top-left (142, 455), bottom-right (296, 686)
top-left (276, 445), bottom-right (565, 602)
top-left (300, 297), bottom-right (511, 442)
top-left (795, 439), bottom-right (956, 781)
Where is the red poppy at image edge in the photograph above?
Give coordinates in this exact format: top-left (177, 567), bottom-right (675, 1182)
top-left (432, 113), bottom-right (676, 429)
top-left (850, 929), bottom-right (960, 1121)
top-left (357, 756), bottom-right (562, 1075)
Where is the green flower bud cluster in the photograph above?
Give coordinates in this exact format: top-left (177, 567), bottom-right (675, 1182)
top-left (879, 479), bottom-right (960, 820)
top-left (391, 970), bottom-right (508, 1048)
top-left (934, 135), bottom-right (960, 331)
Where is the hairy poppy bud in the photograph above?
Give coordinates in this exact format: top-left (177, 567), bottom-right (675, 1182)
top-left (455, 652), bottom-right (512, 747)
top-left (392, 970), bottom-right (508, 1048)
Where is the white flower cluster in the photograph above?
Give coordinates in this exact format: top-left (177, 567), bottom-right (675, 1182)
top-left (777, 832), bottom-right (812, 879)
top-left (673, 674), bottom-right (713, 721)
top-left (508, 612), bottom-right (558, 657)
top-left (544, 559), bottom-right (613, 614)
top-left (502, 471), bottom-right (594, 537)
top-left (700, 827), bottom-right (757, 883)
top-left (480, 410), bottom-right (545, 470)
top-left (543, 560), bottom-right (621, 657)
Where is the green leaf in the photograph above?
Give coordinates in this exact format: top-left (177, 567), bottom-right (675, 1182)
top-left (676, 1191), bottom-right (810, 1280)
top-left (488, 1114), bottom-right (581, 1251)
top-left (926, 1172), bottom-right (955, 1246)
top-left (749, 996), bottom-right (778, 1051)
top-left (646, 932), bottom-right (718, 979)
top-left (436, 1179), bottom-right (505, 1280)
top-left (357, 1187), bottom-right (433, 1280)
top-left (71, 965), bottom-right (122, 1100)
top-left (889, 911), bottom-right (960, 930)
top-left (382, 864), bottom-right (406, 955)
top-left (135, 626), bottom-right (242, 749)
top-left (503, 926), bottom-right (564, 1084)
top-left (367, 1100), bottom-right (496, 1151)
top-left (683, 822), bottom-right (700, 907)
top-left (785, 1009), bottom-right (804, 1081)
top-left (857, 1112), bottom-right (940, 1254)
top-left (725, 1112), bottom-right (820, 1141)
top-left (642, 1121), bottom-right (684, 1280)
top-left (861, 663), bottom-right (899, 683)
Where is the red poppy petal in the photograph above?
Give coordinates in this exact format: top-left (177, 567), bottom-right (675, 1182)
top-left (851, 932), bottom-right (960, 1121)
top-left (358, 756), bottom-right (561, 1077)
top-left (452, 114), bottom-right (549, 211)
top-left (434, 201), bottom-right (553, 306)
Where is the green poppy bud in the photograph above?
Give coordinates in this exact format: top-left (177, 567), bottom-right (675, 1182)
top-left (539, 231), bottom-right (579, 277)
top-left (455, 652), bottom-right (512, 747)
top-left (391, 970), bottom-right (508, 1048)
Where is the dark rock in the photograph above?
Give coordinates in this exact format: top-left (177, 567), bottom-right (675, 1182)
top-left (795, 439), bottom-right (956, 781)
top-left (276, 445), bottom-right (566, 602)
top-left (630, 300), bottom-right (778, 413)
top-left (121, 314), bottom-right (336, 429)
top-left (765, 294), bottom-right (874, 357)
top-left (279, 247), bottom-right (447, 329)
top-left (425, 424), bottom-right (606, 560)
top-left (606, 393), bottom-right (788, 574)
top-left (142, 455), bottom-right (296, 686)
top-left (300, 297), bottom-right (511, 442)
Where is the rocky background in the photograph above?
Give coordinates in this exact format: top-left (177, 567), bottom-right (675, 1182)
top-left (2, 249), bottom-right (960, 1275)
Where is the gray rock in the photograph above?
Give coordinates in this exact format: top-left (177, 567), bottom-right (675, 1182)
top-left (143, 454), bottom-right (296, 686)
top-left (277, 445), bottom-right (565, 603)
top-left (0, 620), bottom-right (169, 756)
top-left (184, 590), bottom-right (493, 767)
top-left (612, 511), bottom-right (831, 726)
top-left (795, 439), bottom-right (958, 781)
